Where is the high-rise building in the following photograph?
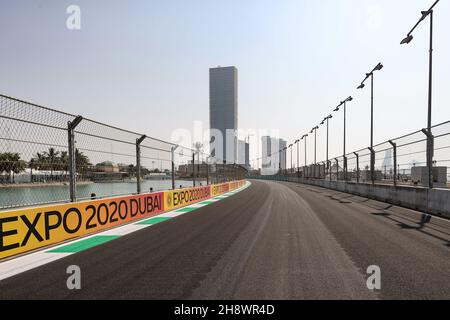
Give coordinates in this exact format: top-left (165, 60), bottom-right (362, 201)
top-left (238, 139), bottom-right (246, 166)
top-left (261, 136), bottom-right (273, 170)
top-left (261, 136), bottom-right (286, 174)
top-left (236, 139), bottom-right (251, 169)
top-left (209, 66), bottom-right (238, 164)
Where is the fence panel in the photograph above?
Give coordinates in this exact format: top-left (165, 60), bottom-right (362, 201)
top-left (0, 94), bottom-right (247, 211)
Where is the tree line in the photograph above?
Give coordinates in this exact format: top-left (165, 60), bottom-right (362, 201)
top-left (0, 148), bottom-right (92, 182)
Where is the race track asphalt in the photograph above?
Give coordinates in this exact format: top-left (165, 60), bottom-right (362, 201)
top-left (0, 180), bottom-right (449, 300)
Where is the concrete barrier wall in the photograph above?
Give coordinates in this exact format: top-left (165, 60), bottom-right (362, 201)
top-left (252, 176), bottom-right (450, 219)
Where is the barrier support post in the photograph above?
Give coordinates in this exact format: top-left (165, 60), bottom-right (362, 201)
top-left (68, 116), bottom-right (83, 203)
top-left (192, 152), bottom-right (196, 187)
top-left (136, 135), bottom-right (146, 194)
top-left (335, 158), bottom-right (339, 181)
top-left (328, 160), bottom-right (332, 182)
top-left (354, 152), bottom-right (360, 183)
top-left (206, 156), bottom-right (210, 185)
top-left (421, 129), bottom-right (434, 189)
top-left (369, 147), bottom-right (376, 184)
top-left (388, 140), bottom-right (397, 186)
top-left (343, 156), bottom-right (348, 181)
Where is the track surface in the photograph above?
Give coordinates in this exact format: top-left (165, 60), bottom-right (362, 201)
top-left (1, 180), bottom-right (449, 300)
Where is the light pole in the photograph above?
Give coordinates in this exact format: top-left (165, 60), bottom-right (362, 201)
top-left (284, 146), bottom-right (288, 175)
top-left (310, 126), bottom-right (319, 165)
top-left (334, 96), bottom-right (353, 180)
top-left (310, 126), bottom-right (319, 178)
top-left (321, 115), bottom-right (333, 176)
top-left (357, 62), bottom-right (383, 184)
top-left (278, 148), bottom-right (282, 175)
top-left (295, 139), bottom-right (300, 175)
top-left (400, 0), bottom-right (439, 189)
top-left (289, 144), bottom-right (293, 174)
top-left (301, 134), bottom-right (308, 178)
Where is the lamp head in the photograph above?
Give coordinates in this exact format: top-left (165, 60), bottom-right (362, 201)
top-left (401, 34), bottom-right (414, 45)
top-left (374, 63), bottom-right (383, 71)
top-left (420, 10), bottom-right (430, 21)
top-left (334, 107), bottom-right (340, 112)
top-left (357, 83), bottom-right (365, 89)
top-left (346, 96), bottom-right (353, 102)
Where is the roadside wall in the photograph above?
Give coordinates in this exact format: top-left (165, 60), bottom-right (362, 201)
top-left (252, 176), bottom-right (450, 219)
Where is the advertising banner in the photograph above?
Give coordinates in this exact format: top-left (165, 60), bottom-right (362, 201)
top-left (0, 180), bottom-right (246, 260)
top-left (0, 192), bottom-right (164, 259)
top-left (164, 185), bottom-right (211, 211)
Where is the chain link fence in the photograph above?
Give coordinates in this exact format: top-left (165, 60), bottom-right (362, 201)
top-left (0, 94), bottom-right (247, 211)
top-left (251, 120), bottom-right (450, 189)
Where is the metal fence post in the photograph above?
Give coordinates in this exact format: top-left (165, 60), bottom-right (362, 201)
top-left (422, 129), bottom-right (434, 188)
top-left (335, 158), bottom-right (339, 181)
top-left (328, 160), bottom-right (332, 182)
top-left (388, 140), bottom-right (397, 186)
top-left (192, 152), bottom-right (196, 187)
top-left (136, 135), bottom-right (146, 194)
top-left (67, 116), bottom-right (83, 203)
top-left (197, 152), bottom-right (200, 184)
top-left (343, 156), bottom-right (348, 181)
top-left (206, 156), bottom-right (210, 185)
top-left (171, 145), bottom-right (179, 190)
top-left (354, 152), bottom-right (359, 183)
top-left (368, 147), bottom-right (375, 184)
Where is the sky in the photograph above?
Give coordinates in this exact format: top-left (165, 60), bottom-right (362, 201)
top-left (0, 0), bottom-right (449, 166)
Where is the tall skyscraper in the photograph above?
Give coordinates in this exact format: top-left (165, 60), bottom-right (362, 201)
top-left (261, 136), bottom-right (273, 170)
top-left (209, 66), bottom-right (238, 164)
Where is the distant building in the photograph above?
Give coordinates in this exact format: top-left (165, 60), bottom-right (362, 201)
top-left (93, 161), bottom-right (127, 182)
top-left (177, 161), bottom-right (209, 178)
top-left (261, 136), bottom-right (286, 174)
top-left (261, 136), bottom-right (273, 170)
top-left (382, 149), bottom-right (393, 172)
top-left (209, 66), bottom-right (238, 164)
top-left (95, 161), bottom-right (119, 173)
top-left (237, 139), bottom-right (248, 167)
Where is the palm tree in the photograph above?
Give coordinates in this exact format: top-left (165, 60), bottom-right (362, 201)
top-left (44, 148), bottom-right (60, 181)
top-left (0, 153), bottom-right (26, 183)
top-left (59, 151), bottom-right (69, 172)
top-left (30, 152), bottom-right (45, 182)
top-left (75, 149), bottom-right (91, 168)
top-left (31, 152), bottom-right (45, 170)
